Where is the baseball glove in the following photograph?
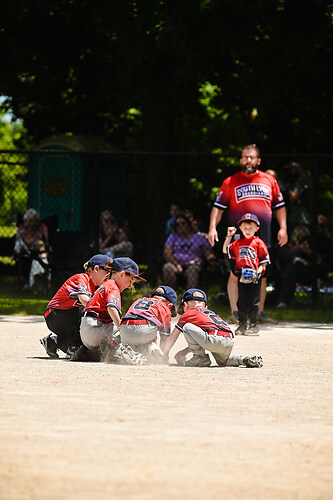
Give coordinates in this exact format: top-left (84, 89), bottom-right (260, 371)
top-left (239, 268), bottom-right (261, 284)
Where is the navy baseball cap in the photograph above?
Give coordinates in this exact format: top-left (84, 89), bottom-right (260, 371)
top-left (151, 286), bottom-right (177, 306)
top-left (180, 288), bottom-right (207, 305)
top-left (177, 288), bottom-right (207, 315)
top-left (112, 257), bottom-right (146, 281)
top-left (152, 286), bottom-right (177, 317)
top-left (88, 254), bottom-right (113, 270)
top-left (238, 213), bottom-right (260, 226)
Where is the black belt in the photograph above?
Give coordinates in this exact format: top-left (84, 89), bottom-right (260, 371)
top-left (84, 311), bottom-right (97, 318)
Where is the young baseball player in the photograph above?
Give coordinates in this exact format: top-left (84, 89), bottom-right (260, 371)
top-left (71, 257), bottom-right (145, 362)
top-left (163, 288), bottom-right (263, 368)
top-left (223, 213), bottom-right (270, 335)
top-left (118, 285), bottom-right (177, 365)
top-left (40, 254), bottom-right (112, 358)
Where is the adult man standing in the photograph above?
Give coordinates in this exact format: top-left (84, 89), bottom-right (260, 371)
top-left (208, 144), bottom-right (288, 324)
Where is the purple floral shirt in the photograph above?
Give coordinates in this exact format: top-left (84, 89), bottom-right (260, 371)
top-left (164, 233), bottom-right (210, 266)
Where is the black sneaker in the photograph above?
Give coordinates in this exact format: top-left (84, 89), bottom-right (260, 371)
top-left (99, 340), bottom-right (126, 364)
top-left (235, 323), bottom-right (247, 335)
top-left (40, 335), bottom-right (58, 358)
top-left (69, 344), bottom-right (90, 362)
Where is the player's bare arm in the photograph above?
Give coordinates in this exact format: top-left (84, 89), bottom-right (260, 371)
top-left (275, 207), bottom-right (288, 246)
top-left (162, 326), bottom-right (181, 357)
top-left (208, 207), bottom-right (224, 246)
top-left (107, 306), bottom-right (121, 330)
top-left (222, 226), bottom-right (237, 253)
top-left (77, 293), bottom-right (90, 307)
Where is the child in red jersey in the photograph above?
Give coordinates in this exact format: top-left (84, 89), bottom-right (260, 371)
top-left (223, 213), bottom-right (270, 335)
top-left (163, 288), bottom-right (263, 368)
top-left (40, 254), bottom-right (112, 358)
top-left (72, 257), bottom-right (145, 362)
top-left (118, 286), bottom-right (177, 365)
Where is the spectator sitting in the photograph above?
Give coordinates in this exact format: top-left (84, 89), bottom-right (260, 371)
top-left (99, 210), bottom-right (133, 259)
top-left (163, 213), bottom-right (216, 289)
top-left (14, 208), bottom-right (49, 289)
top-left (277, 215), bottom-right (333, 308)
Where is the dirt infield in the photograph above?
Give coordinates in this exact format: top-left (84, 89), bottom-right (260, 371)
top-left (1, 316), bottom-right (333, 500)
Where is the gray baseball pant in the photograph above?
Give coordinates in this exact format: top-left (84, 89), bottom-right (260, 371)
top-left (182, 323), bottom-right (246, 366)
top-left (120, 320), bottom-right (158, 346)
top-left (80, 315), bottom-right (117, 350)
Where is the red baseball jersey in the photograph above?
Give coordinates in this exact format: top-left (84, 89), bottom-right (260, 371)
top-left (46, 273), bottom-right (97, 310)
top-left (213, 170), bottom-right (285, 246)
top-left (176, 306), bottom-right (232, 335)
top-left (84, 279), bottom-right (122, 323)
top-left (122, 296), bottom-right (172, 334)
top-left (227, 236), bottom-right (270, 275)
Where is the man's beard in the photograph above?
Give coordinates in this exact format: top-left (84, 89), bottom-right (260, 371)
top-left (241, 165), bottom-right (257, 175)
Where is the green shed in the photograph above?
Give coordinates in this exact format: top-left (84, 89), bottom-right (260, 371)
top-left (28, 134), bottom-right (127, 244)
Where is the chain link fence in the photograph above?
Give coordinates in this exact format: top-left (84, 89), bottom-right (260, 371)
top-left (0, 148), bottom-right (332, 307)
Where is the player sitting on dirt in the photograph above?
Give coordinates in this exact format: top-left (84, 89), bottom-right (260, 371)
top-left (162, 288), bottom-right (263, 368)
top-left (118, 286), bottom-right (177, 365)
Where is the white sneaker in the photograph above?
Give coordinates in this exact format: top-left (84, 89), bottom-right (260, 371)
top-left (119, 344), bottom-right (147, 365)
top-left (243, 356), bottom-right (263, 368)
top-left (244, 324), bottom-right (259, 336)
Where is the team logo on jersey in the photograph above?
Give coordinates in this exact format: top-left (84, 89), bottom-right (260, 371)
top-left (109, 294), bottom-right (119, 307)
top-left (235, 183), bottom-right (271, 202)
top-left (239, 246), bottom-right (256, 261)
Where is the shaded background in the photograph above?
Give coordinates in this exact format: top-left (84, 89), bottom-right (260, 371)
top-left (0, 1), bottom-right (332, 298)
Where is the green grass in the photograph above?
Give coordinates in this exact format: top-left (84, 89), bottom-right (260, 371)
top-left (0, 225), bottom-right (17, 238)
top-left (0, 275), bottom-right (333, 323)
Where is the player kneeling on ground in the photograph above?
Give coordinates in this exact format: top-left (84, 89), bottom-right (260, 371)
top-left (71, 257), bottom-right (145, 362)
top-left (118, 286), bottom-right (177, 365)
top-left (40, 254), bottom-right (112, 358)
top-left (163, 288), bottom-right (263, 368)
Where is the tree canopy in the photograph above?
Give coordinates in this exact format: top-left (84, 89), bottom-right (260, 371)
top-left (1, 0), bottom-right (332, 153)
